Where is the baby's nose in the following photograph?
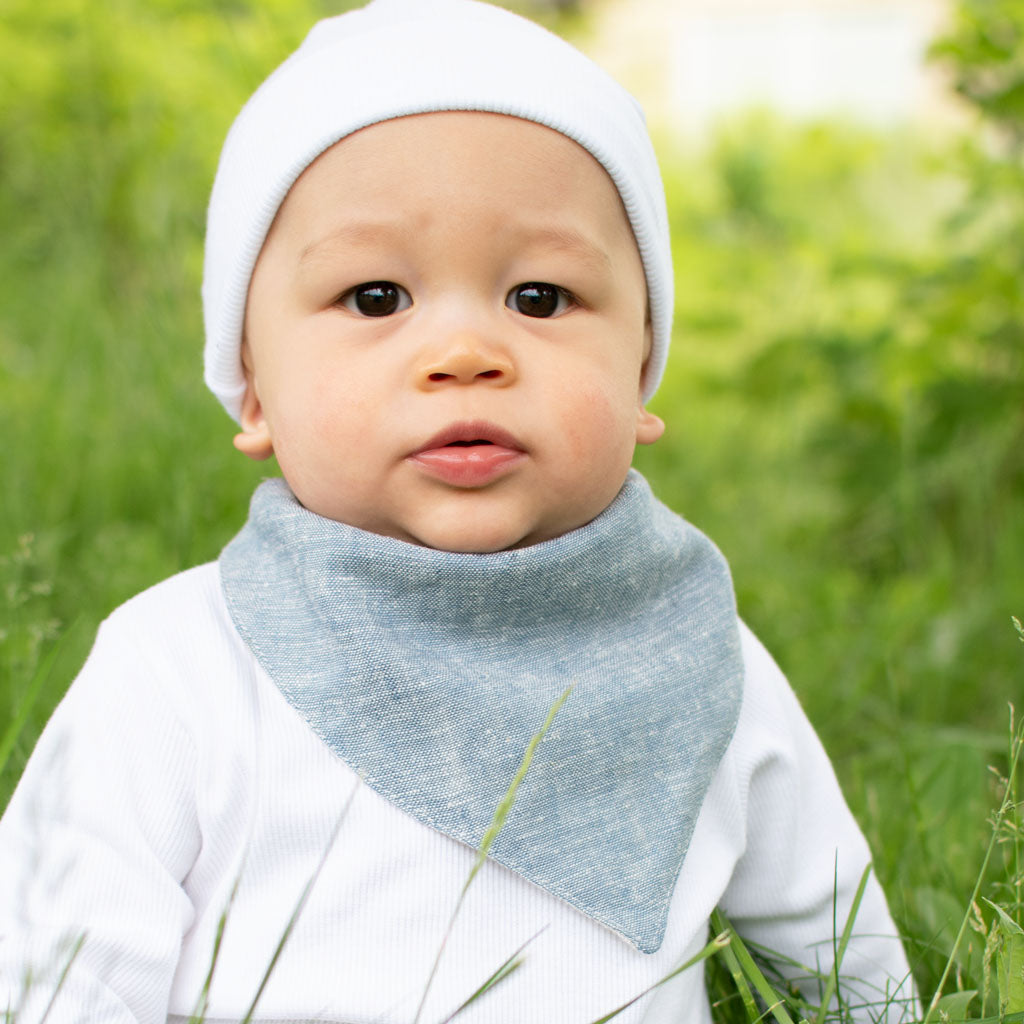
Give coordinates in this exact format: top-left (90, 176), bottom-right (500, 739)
top-left (417, 339), bottom-right (516, 388)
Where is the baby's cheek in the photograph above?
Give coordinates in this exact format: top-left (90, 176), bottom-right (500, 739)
top-left (304, 377), bottom-right (365, 444)
top-left (564, 383), bottom-right (633, 447)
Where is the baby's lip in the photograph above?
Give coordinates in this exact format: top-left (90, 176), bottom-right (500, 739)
top-left (410, 420), bottom-right (526, 456)
top-left (408, 421), bottom-right (527, 487)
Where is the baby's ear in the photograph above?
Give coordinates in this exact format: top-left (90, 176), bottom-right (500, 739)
top-left (232, 367), bottom-right (275, 461)
top-left (635, 403), bottom-right (664, 446)
top-left (634, 320), bottom-right (664, 446)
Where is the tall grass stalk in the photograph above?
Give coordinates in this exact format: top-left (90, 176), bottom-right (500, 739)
top-left (923, 704), bottom-right (1023, 1024)
top-left (0, 636), bottom-right (65, 781)
top-left (187, 854), bottom-right (248, 1024)
top-left (816, 865), bottom-right (874, 1024)
top-left (712, 909), bottom-right (800, 1024)
top-left (3, 933), bottom-right (86, 1024)
top-left (585, 932), bottom-right (730, 1024)
top-left (412, 684), bottom-right (572, 1024)
top-left (34, 935), bottom-right (85, 1024)
top-left (436, 926), bottom-right (548, 1024)
top-left (238, 782), bottom-right (360, 1024)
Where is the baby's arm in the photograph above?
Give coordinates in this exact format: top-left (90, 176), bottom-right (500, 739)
top-left (718, 624), bottom-right (917, 1022)
top-left (0, 619), bottom-right (200, 1023)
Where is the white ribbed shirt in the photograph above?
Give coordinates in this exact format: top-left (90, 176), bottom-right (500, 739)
top-left (0, 564), bottom-right (914, 1023)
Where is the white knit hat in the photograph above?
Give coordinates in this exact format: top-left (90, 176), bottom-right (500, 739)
top-left (202, 0), bottom-right (673, 422)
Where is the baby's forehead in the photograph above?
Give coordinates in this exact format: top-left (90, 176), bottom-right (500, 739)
top-left (270, 112), bottom-right (638, 268)
top-left (286, 111), bottom-right (618, 200)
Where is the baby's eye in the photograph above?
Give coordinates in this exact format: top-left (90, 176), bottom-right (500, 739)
top-left (337, 281), bottom-right (412, 317)
top-left (506, 283), bottom-right (574, 318)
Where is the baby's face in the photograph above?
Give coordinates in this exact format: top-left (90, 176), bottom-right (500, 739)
top-left (237, 111), bottom-right (663, 552)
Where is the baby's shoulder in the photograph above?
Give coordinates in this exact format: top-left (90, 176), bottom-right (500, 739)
top-left (729, 620), bottom-right (827, 768)
top-left (109, 561), bottom-right (224, 624)
top-left (100, 562), bottom-right (237, 651)
top-left (77, 562), bottom-right (257, 724)
top-left (735, 621), bottom-right (792, 711)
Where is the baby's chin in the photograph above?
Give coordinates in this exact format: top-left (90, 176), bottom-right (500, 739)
top-left (392, 520), bottom-right (561, 555)
top-left (289, 477), bottom-right (616, 553)
top-left (364, 509), bottom-right (585, 554)
top-left (396, 490), bottom-right (618, 552)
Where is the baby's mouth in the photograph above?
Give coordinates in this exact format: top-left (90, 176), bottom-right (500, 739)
top-left (409, 422), bottom-right (526, 486)
top-left (412, 421), bottom-right (525, 456)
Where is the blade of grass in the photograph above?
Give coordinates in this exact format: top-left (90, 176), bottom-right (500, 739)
top-left (239, 780), bottom-right (360, 1024)
top-left (465, 686), bottom-right (573, 894)
top-left (0, 625), bottom-right (73, 779)
top-left (924, 707), bottom-right (1024, 1024)
top-left (437, 925), bottom-right (548, 1024)
top-left (585, 931), bottom-right (730, 1024)
top-left (187, 850), bottom-right (249, 1024)
top-left (930, 989), bottom-right (976, 1022)
top-left (716, 918), bottom-right (761, 1021)
top-left (412, 684), bottom-right (572, 1024)
top-left (814, 862), bottom-right (872, 1024)
top-left (36, 932), bottom-right (86, 1024)
top-left (712, 910), bottom-right (798, 1024)
top-left (981, 897), bottom-right (1024, 1015)
top-left (1003, 703), bottom-right (1021, 930)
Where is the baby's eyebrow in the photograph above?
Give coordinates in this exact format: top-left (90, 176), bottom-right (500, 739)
top-left (299, 222), bottom-right (399, 265)
top-left (515, 226), bottom-right (613, 277)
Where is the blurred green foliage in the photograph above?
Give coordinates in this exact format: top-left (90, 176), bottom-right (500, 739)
top-left (0, 0), bottom-right (1022, 1009)
top-left (931, 0), bottom-right (1024, 144)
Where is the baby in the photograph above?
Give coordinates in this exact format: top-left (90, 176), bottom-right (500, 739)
top-left (0, 1), bottom-right (915, 1022)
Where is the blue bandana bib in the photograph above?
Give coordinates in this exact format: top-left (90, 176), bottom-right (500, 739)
top-left (219, 471), bottom-right (743, 953)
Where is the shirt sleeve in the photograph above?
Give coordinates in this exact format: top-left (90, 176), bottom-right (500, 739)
top-left (0, 615), bottom-right (201, 1023)
top-left (718, 623), bottom-right (918, 1023)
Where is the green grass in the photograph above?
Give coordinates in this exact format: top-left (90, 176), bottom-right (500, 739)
top-left (1, 0), bottom-right (1023, 1018)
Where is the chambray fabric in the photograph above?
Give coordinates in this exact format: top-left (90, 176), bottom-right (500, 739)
top-left (219, 471), bottom-right (743, 953)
